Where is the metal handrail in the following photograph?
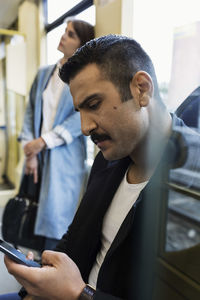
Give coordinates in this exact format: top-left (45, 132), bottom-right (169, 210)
top-left (167, 182), bottom-right (200, 198)
top-left (45, 0), bottom-right (93, 33)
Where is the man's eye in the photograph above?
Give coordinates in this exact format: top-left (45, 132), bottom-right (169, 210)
top-left (89, 101), bottom-right (100, 110)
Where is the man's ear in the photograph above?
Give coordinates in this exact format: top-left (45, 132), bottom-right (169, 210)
top-left (129, 71), bottom-right (154, 107)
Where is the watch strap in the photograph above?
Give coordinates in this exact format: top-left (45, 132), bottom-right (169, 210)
top-left (18, 287), bottom-right (28, 299)
top-left (79, 284), bottom-right (96, 300)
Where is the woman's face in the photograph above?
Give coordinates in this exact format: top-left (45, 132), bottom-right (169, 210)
top-left (57, 22), bottom-right (81, 59)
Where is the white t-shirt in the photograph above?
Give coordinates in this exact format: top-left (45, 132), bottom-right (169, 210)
top-left (41, 63), bottom-right (66, 148)
top-left (88, 169), bottom-right (148, 287)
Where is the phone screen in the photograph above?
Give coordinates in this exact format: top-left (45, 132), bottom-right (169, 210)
top-left (0, 239), bottom-right (40, 267)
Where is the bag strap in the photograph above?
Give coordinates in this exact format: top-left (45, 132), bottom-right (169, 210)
top-left (18, 174), bottom-right (40, 202)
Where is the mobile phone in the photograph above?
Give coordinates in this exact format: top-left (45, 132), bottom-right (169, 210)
top-left (0, 239), bottom-right (40, 267)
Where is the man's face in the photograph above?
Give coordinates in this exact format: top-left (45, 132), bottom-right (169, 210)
top-left (57, 22), bottom-right (81, 59)
top-left (70, 64), bottom-right (149, 161)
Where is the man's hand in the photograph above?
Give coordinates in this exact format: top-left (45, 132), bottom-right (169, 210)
top-left (24, 137), bottom-right (46, 159)
top-left (24, 296), bottom-right (35, 300)
top-left (4, 251), bottom-right (86, 300)
top-left (25, 156), bottom-right (38, 183)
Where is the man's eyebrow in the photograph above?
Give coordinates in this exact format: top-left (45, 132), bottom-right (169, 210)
top-left (75, 94), bottom-right (100, 111)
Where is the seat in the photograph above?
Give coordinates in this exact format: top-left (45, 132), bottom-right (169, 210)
top-left (175, 86), bottom-right (200, 129)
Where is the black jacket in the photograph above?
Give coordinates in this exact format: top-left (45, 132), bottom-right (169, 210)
top-left (55, 115), bottom-right (187, 300)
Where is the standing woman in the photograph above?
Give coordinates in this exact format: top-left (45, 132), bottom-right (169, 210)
top-left (20, 19), bottom-right (95, 250)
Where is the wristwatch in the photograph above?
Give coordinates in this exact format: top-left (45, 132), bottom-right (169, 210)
top-left (18, 287), bottom-right (27, 299)
top-left (79, 284), bottom-right (96, 300)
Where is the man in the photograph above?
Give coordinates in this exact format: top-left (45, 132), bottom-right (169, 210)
top-left (4, 35), bottom-right (186, 299)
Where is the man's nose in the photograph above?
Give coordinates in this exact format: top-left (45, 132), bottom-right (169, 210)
top-left (81, 113), bottom-right (97, 136)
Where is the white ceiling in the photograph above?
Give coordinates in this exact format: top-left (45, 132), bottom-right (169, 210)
top-left (0, 0), bottom-right (23, 28)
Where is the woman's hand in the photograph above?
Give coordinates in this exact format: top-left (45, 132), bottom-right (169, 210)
top-left (24, 138), bottom-right (46, 158)
top-left (25, 156), bottom-right (38, 183)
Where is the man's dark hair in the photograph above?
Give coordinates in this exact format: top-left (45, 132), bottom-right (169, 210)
top-left (59, 34), bottom-right (161, 101)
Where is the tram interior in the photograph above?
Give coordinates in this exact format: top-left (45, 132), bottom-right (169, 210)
top-left (0, 0), bottom-right (200, 298)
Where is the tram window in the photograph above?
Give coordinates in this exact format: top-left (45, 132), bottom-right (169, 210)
top-left (165, 90), bottom-right (200, 250)
top-left (47, 0), bottom-right (81, 23)
top-left (166, 189), bottom-right (200, 252)
top-left (133, 0), bottom-right (200, 112)
top-left (132, 1), bottom-right (200, 293)
top-left (161, 93), bottom-right (200, 284)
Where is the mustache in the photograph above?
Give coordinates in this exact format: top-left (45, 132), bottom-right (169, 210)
top-left (90, 132), bottom-right (111, 144)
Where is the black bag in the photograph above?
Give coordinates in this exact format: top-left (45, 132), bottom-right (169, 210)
top-left (2, 174), bottom-right (45, 251)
